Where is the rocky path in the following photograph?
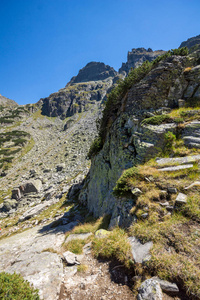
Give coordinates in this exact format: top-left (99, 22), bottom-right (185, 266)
top-left (0, 221), bottom-right (136, 300)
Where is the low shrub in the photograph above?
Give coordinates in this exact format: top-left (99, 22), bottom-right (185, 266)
top-left (113, 167), bottom-right (139, 196)
top-left (0, 272), bottom-right (40, 300)
top-left (88, 136), bottom-right (103, 158)
top-left (141, 114), bottom-right (172, 125)
top-left (63, 238), bottom-right (87, 254)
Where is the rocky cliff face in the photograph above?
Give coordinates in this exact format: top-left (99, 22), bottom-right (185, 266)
top-left (119, 48), bottom-right (166, 75)
top-left (39, 62), bottom-right (119, 119)
top-left (80, 50), bottom-right (200, 225)
top-left (179, 34), bottom-right (200, 49)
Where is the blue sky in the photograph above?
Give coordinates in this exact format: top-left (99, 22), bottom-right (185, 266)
top-left (0, 0), bottom-right (200, 105)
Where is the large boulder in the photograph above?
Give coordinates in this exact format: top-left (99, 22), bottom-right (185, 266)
top-left (22, 180), bottom-right (42, 194)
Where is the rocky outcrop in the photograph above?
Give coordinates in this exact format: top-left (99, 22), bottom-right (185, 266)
top-left (0, 94), bottom-right (18, 108)
top-left (39, 78), bottom-right (115, 119)
top-left (119, 48), bottom-right (166, 75)
top-left (80, 53), bottom-right (200, 224)
top-left (68, 62), bottom-right (117, 84)
top-left (38, 61), bottom-right (119, 119)
top-left (179, 34), bottom-right (200, 50)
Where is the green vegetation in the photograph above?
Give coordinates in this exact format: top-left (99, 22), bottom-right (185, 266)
top-left (77, 264), bottom-right (88, 273)
top-left (112, 140), bottom-right (200, 298)
top-left (88, 136), bottom-right (103, 158)
top-left (63, 238), bottom-right (89, 254)
top-left (92, 227), bottom-right (132, 268)
top-left (0, 130), bottom-right (31, 170)
top-left (0, 272), bottom-right (40, 300)
top-left (71, 215), bottom-right (111, 234)
top-left (141, 114), bottom-right (172, 125)
top-left (163, 131), bottom-right (176, 155)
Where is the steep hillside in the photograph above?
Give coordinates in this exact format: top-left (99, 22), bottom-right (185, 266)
top-left (0, 94), bottom-right (18, 108)
top-left (77, 47), bottom-right (200, 298)
top-left (0, 37), bottom-right (200, 300)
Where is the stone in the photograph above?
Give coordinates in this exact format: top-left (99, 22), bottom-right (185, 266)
top-left (131, 188), bottom-right (142, 197)
top-left (95, 229), bottom-right (110, 238)
top-left (22, 179), bottom-right (42, 194)
top-left (56, 164), bottom-right (65, 172)
top-left (156, 154), bottom-right (200, 166)
top-left (12, 188), bottom-right (22, 200)
top-left (185, 180), bottom-right (200, 190)
top-left (3, 199), bottom-right (17, 211)
top-left (141, 213), bottom-right (148, 219)
top-left (137, 278), bottom-right (163, 300)
top-left (152, 277), bottom-right (179, 295)
top-left (175, 193), bottom-right (187, 204)
top-left (167, 187), bottom-right (177, 194)
top-left (128, 237), bottom-right (153, 263)
top-left (159, 201), bottom-right (169, 207)
top-left (166, 205), bottom-right (174, 212)
top-left (159, 164), bottom-right (194, 172)
top-left (109, 215), bottom-right (120, 229)
top-left (5, 252), bottom-right (63, 300)
top-left (18, 202), bottom-right (49, 222)
top-left (65, 233), bottom-right (92, 243)
top-left (62, 251), bottom-right (81, 265)
top-left (178, 99), bottom-right (185, 108)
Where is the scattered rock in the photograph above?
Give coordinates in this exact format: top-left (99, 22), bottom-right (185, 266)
top-left (137, 278), bottom-right (163, 300)
top-left (56, 164), bottom-right (65, 172)
top-left (152, 277), bottom-right (179, 295)
top-left (12, 188), bottom-right (22, 200)
top-left (131, 188), bottom-right (142, 197)
top-left (3, 199), bottom-right (17, 211)
top-left (167, 187), bottom-right (177, 194)
top-left (159, 164), bottom-right (193, 172)
top-left (63, 251), bottom-right (81, 265)
top-left (185, 180), bottom-right (200, 190)
top-left (175, 193), bottom-right (187, 205)
top-left (128, 237), bottom-right (153, 263)
top-left (18, 202), bottom-right (49, 222)
top-left (22, 179), bottom-right (43, 194)
top-left (65, 233), bottom-right (92, 243)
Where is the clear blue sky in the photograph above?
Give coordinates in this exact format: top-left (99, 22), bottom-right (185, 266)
top-left (0, 0), bottom-right (200, 105)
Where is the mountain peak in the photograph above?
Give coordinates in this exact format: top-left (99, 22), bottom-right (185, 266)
top-left (68, 61), bottom-right (117, 85)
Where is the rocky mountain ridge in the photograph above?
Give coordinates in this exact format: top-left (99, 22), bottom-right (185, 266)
top-left (0, 35), bottom-right (200, 299)
top-left (119, 47), bottom-right (166, 75)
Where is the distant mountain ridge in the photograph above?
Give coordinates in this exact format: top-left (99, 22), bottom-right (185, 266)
top-left (0, 94), bottom-right (18, 107)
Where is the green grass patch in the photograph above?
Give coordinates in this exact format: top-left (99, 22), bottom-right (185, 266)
top-left (71, 215), bottom-right (111, 234)
top-left (0, 272), bottom-right (40, 300)
top-left (63, 238), bottom-right (88, 254)
top-left (92, 227), bottom-right (132, 268)
top-left (141, 114), bottom-right (172, 126)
